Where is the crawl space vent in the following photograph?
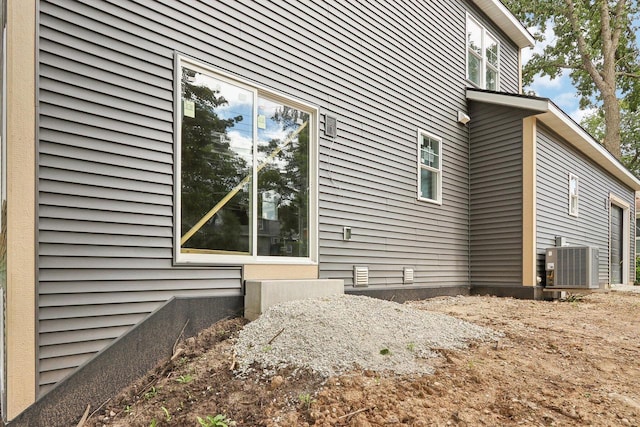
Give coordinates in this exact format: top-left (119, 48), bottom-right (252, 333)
top-left (403, 267), bottom-right (414, 284)
top-left (353, 266), bottom-right (369, 287)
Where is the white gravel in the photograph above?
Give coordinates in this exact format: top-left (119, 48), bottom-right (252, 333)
top-left (233, 294), bottom-right (501, 378)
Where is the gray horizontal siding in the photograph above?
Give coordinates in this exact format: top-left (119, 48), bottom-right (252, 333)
top-left (37, 0), bottom-right (245, 393)
top-left (469, 103), bottom-right (534, 286)
top-left (308, 0), bottom-right (480, 288)
top-left (536, 125), bottom-right (636, 285)
top-left (37, 0), bottom-right (525, 392)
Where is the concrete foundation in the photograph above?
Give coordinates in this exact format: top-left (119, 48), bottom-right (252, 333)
top-left (7, 295), bottom-right (243, 427)
top-left (244, 279), bottom-right (344, 320)
top-left (346, 285), bottom-right (470, 302)
top-left (470, 284), bottom-right (545, 300)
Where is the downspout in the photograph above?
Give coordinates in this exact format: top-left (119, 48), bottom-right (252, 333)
top-left (466, 115), bottom-right (471, 290)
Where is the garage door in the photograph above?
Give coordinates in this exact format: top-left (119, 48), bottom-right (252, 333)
top-left (610, 204), bottom-right (624, 284)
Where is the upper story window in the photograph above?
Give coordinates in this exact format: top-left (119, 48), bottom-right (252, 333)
top-left (568, 173), bottom-right (579, 217)
top-left (418, 130), bottom-right (442, 205)
top-left (466, 14), bottom-right (500, 90)
top-left (176, 57), bottom-right (317, 264)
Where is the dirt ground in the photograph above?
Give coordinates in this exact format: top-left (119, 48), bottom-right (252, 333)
top-left (86, 290), bottom-right (640, 427)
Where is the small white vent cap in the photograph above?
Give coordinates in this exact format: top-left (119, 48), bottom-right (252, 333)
top-left (353, 266), bottom-right (369, 287)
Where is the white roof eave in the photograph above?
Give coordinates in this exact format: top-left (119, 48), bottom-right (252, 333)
top-left (467, 89), bottom-right (640, 191)
top-left (470, 0), bottom-right (535, 49)
top-left (536, 105), bottom-right (640, 190)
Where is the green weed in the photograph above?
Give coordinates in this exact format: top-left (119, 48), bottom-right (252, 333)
top-left (298, 392), bottom-right (315, 410)
top-left (144, 386), bottom-right (158, 400)
top-left (197, 414), bottom-right (236, 427)
top-left (161, 406), bottom-right (171, 422)
top-left (176, 374), bottom-right (194, 384)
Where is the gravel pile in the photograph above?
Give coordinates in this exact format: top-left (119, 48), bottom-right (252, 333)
top-left (234, 294), bottom-right (501, 378)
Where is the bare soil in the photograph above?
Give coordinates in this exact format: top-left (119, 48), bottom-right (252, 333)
top-left (87, 291), bottom-right (640, 427)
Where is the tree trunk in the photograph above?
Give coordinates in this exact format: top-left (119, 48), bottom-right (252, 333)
top-left (602, 92), bottom-right (622, 159)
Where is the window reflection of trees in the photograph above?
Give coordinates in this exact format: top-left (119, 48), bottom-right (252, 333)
top-left (257, 104), bottom-right (309, 257)
top-left (180, 67), bottom-right (310, 258)
top-left (180, 68), bottom-right (251, 253)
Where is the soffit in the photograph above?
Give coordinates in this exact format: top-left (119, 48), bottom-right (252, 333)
top-left (470, 0), bottom-right (535, 48)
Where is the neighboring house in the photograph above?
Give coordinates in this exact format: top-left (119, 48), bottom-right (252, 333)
top-left (1, 0), bottom-right (638, 425)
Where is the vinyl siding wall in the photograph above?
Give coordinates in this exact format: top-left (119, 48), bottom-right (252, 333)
top-left (36, 0), bottom-right (522, 392)
top-left (468, 103), bottom-right (532, 286)
top-left (536, 125), bottom-right (636, 285)
top-left (37, 0), bottom-right (248, 393)
top-left (314, 1), bottom-right (521, 287)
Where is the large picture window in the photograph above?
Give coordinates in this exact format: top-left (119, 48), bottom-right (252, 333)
top-left (466, 14), bottom-right (500, 90)
top-left (418, 130), bottom-right (442, 204)
top-left (176, 57), bottom-right (317, 263)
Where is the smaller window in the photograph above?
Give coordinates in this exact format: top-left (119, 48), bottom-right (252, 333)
top-left (418, 131), bottom-right (442, 204)
top-left (568, 174), bottom-right (579, 217)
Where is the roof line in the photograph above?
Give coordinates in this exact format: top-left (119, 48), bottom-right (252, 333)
top-left (466, 88), bottom-right (640, 190)
top-left (470, 0), bottom-right (535, 48)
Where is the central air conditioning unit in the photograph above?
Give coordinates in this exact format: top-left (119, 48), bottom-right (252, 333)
top-left (545, 246), bottom-right (599, 289)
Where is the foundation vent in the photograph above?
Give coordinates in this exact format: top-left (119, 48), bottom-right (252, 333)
top-left (403, 267), bottom-right (414, 284)
top-left (353, 266), bottom-right (369, 287)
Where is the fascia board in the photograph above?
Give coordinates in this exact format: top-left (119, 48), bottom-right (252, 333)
top-left (466, 89), bottom-right (549, 112)
top-left (536, 105), bottom-right (640, 191)
top-left (470, 0), bottom-right (535, 48)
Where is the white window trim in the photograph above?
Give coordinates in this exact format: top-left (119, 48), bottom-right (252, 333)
top-left (417, 129), bottom-right (443, 205)
top-left (568, 173), bottom-right (579, 217)
top-left (174, 55), bottom-right (319, 265)
top-left (466, 13), bottom-right (500, 90)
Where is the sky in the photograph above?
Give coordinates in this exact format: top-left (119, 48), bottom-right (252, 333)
top-left (522, 20), bottom-right (640, 125)
top-left (520, 25), bottom-right (594, 123)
